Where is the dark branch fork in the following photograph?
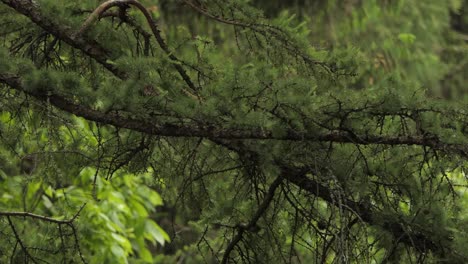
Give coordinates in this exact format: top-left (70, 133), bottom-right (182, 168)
top-left (2, 204), bottom-right (87, 263)
top-left (280, 166), bottom-right (444, 254)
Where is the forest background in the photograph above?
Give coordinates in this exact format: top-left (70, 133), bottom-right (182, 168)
top-left (0, 0), bottom-right (467, 263)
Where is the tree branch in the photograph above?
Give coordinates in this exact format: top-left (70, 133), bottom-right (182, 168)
top-left (76, 9), bottom-right (152, 56)
top-left (1, 0), bottom-right (128, 79)
top-left (0, 73), bottom-right (467, 158)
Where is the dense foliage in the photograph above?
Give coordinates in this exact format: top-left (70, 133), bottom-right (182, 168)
top-left (0, 0), bottom-right (467, 263)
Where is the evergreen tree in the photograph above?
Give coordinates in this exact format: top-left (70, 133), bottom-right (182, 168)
top-left (0, 0), bottom-right (467, 263)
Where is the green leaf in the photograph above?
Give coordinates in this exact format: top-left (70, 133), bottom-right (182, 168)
top-left (138, 247), bottom-right (153, 263)
top-left (129, 200), bottom-right (148, 217)
top-left (398, 33), bottom-right (416, 44)
top-left (44, 186), bottom-right (54, 197)
top-left (144, 220), bottom-right (170, 245)
top-left (111, 233), bottom-right (132, 253)
top-left (42, 195), bottom-right (53, 209)
top-left (110, 244), bottom-right (126, 259)
top-left (148, 191), bottom-right (163, 206)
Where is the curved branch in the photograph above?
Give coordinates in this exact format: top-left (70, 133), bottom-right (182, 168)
top-left (76, 0), bottom-right (198, 94)
top-left (1, 0), bottom-right (128, 79)
top-left (105, 11), bottom-right (152, 56)
top-left (74, 0), bottom-right (127, 37)
top-left (2, 0), bottom-right (199, 95)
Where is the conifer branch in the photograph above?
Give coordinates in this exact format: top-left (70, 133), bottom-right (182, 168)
top-left (0, 72), bottom-right (467, 158)
top-left (74, 0), bottom-right (129, 38)
top-left (1, 1), bottom-right (466, 263)
top-left (76, 9), bottom-right (152, 56)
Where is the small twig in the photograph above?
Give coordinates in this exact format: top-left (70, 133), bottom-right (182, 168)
top-left (38, 36), bottom-right (58, 66)
top-left (183, 0), bottom-right (331, 71)
top-left (7, 216), bottom-right (38, 264)
top-left (184, 0), bottom-right (252, 28)
top-left (69, 222), bottom-right (88, 264)
top-left (221, 175), bottom-right (283, 263)
top-left (58, 224), bottom-right (67, 262)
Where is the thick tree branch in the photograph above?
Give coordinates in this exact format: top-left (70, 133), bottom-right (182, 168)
top-left (0, 73), bottom-right (467, 159)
